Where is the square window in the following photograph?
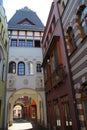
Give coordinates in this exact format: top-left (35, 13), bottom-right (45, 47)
top-left (27, 40), bottom-right (33, 47)
top-left (19, 40), bottom-right (25, 47)
top-left (11, 40), bottom-right (17, 46)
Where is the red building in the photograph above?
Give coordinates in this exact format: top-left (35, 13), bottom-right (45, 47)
top-left (42, 0), bottom-right (78, 130)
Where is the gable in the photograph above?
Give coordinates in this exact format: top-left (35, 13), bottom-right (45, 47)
top-left (18, 18), bottom-right (35, 26)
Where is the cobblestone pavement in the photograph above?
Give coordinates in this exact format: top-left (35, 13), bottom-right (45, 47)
top-left (8, 119), bottom-right (48, 130)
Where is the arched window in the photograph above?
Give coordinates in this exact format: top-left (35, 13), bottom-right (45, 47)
top-left (36, 63), bottom-right (42, 72)
top-left (27, 62), bottom-right (33, 75)
top-left (66, 27), bottom-right (76, 55)
top-left (9, 61), bottom-right (16, 74)
top-left (81, 6), bottom-right (87, 35)
top-left (18, 62), bottom-right (25, 75)
top-left (77, 5), bottom-right (87, 36)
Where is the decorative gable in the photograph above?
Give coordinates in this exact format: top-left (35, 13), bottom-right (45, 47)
top-left (17, 18), bottom-right (35, 26)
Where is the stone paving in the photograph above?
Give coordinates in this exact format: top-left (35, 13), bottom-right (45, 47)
top-left (8, 119), bottom-right (48, 130)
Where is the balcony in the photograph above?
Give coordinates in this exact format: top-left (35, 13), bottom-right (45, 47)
top-left (51, 64), bottom-right (64, 87)
top-left (45, 64), bottom-right (66, 92)
top-left (43, 35), bottom-right (60, 63)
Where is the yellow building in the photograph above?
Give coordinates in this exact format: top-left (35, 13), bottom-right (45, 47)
top-left (0, 3), bottom-right (8, 130)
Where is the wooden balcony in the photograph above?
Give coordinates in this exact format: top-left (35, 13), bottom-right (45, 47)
top-left (51, 64), bottom-right (64, 87)
top-left (45, 64), bottom-right (66, 92)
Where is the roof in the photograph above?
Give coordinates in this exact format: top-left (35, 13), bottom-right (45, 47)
top-left (8, 7), bottom-right (44, 31)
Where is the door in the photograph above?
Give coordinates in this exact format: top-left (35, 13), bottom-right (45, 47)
top-left (54, 103), bottom-right (61, 130)
top-left (31, 105), bottom-right (37, 119)
top-left (61, 96), bottom-right (73, 130)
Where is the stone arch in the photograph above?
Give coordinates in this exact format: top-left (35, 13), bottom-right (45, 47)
top-left (7, 88), bottom-right (45, 127)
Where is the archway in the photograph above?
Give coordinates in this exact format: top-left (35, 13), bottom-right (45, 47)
top-left (7, 88), bottom-right (44, 127)
top-left (13, 96), bottom-right (37, 120)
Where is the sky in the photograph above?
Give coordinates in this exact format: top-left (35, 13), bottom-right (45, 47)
top-left (3, 0), bottom-right (53, 25)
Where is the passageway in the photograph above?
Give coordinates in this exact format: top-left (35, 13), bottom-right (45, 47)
top-left (7, 88), bottom-right (46, 129)
top-left (8, 118), bottom-right (48, 130)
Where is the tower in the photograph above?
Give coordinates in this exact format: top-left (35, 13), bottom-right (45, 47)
top-left (6, 7), bottom-right (47, 128)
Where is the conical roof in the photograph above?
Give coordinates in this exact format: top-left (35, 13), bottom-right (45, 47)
top-left (8, 6), bottom-right (44, 31)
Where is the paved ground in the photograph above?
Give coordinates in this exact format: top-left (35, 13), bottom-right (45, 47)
top-left (8, 119), bottom-right (48, 130)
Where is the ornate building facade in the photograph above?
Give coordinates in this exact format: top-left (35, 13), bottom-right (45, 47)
top-left (42, 0), bottom-right (78, 129)
top-left (60, 0), bottom-right (87, 129)
top-left (5, 7), bottom-right (47, 129)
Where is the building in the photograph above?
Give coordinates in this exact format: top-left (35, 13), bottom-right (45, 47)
top-left (5, 7), bottom-right (47, 129)
top-left (0, 2), bottom-right (8, 130)
top-left (61, 0), bottom-right (87, 129)
top-left (42, 0), bottom-right (78, 130)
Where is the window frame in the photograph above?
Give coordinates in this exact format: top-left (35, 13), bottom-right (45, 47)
top-left (34, 40), bottom-right (41, 47)
top-left (81, 7), bottom-right (87, 35)
top-left (66, 27), bottom-right (76, 55)
top-left (19, 40), bottom-right (25, 47)
top-left (26, 40), bottom-right (33, 47)
top-left (11, 39), bottom-right (17, 47)
top-left (9, 61), bottom-right (16, 74)
top-left (27, 62), bottom-right (33, 75)
top-left (36, 63), bottom-right (42, 73)
top-left (18, 62), bottom-right (25, 75)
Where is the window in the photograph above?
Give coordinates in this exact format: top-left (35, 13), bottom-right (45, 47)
top-left (54, 46), bottom-right (59, 68)
top-left (54, 104), bottom-right (61, 129)
top-left (9, 62), bottom-right (16, 74)
top-left (81, 7), bottom-right (87, 35)
top-left (18, 62), bottom-right (25, 75)
top-left (26, 40), bottom-right (33, 47)
top-left (36, 63), bottom-right (42, 72)
top-left (11, 39), bottom-right (17, 46)
top-left (51, 54), bottom-right (55, 70)
top-left (34, 40), bottom-right (40, 47)
top-left (58, 0), bottom-right (68, 13)
top-left (44, 66), bottom-right (47, 81)
top-left (62, 1), bottom-right (65, 9)
top-left (83, 100), bottom-right (87, 122)
top-left (67, 27), bottom-right (76, 55)
top-left (52, 16), bottom-right (56, 29)
top-left (19, 40), bottom-right (25, 47)
top-left (21, 21), bottom-right (32, 26)
top-left (61, 96), bottom-right (72, 129)
top-left (27, 62), bottom-right (33, 75)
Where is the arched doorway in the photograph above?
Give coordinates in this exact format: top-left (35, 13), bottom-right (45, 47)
top-left (13, 96), bottom-right (37, 120)
top-left (7, 88), bottom-right (44, 127)
top-left (13, 103), bottom-right (24, 119)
